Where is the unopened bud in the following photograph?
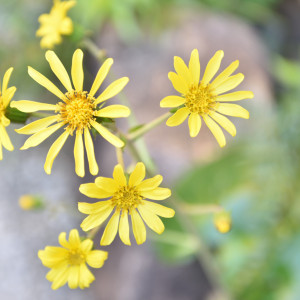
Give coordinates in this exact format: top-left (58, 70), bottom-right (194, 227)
top-left (18, 195), bottom-right (44, 211)
top-left (213, 211), bottom-right (231, 233)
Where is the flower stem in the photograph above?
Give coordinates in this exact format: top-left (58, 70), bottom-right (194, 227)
top-left (87, 226), bottom-right (101, 240)
top-left (115, 147), bottom-right (125, 169)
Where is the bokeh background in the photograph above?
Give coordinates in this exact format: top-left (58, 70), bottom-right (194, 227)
top-left (1, 0), bottom-right (300, 299)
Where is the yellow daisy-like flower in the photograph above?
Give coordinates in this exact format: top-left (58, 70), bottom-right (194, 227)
top-left (0, 68), bottom-right (16, 160)
top-left (78, 162), bottom-right (175, 246)
top-left (160, 49), bottom-right (254, 147)
top-left (36, 0), bottom-right (76, 49)
top-left (11, 49), bottom-right (130, 177)
top-left (38, 229), bottom-right (108, 290)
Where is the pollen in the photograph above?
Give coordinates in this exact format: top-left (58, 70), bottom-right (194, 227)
top-left (185, 84), bottom-right (217, 115)
top-left (68, 249), bottom-right (86, 265)
top-left (58, 90), bottom-right (96, 133)
top-left (111, 186), bottom-right (143, 211)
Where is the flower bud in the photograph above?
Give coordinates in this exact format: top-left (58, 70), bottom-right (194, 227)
top-left (18, 195), bottom-right (44, 210)
top-left (213, 210), bottom-right (231, 233)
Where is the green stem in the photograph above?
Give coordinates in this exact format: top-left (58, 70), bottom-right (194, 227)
top-left (180, 203), bottom-right (223, 215)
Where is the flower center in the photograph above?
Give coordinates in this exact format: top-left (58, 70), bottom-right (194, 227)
top-left (68, 249), bottom-right (86, 265)
top-left (185, 84), bottom-right (217, 115)
top-left (0, 94), bottom-right (5, 121)
top-left (58, 91), bottom-right (96, 133)
top-left (111, 186), bottom-right (143, 211)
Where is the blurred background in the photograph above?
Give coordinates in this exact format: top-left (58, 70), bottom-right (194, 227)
top-left (1, 0), bottom-right (300, 299)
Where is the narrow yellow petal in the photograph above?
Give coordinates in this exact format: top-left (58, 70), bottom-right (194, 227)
top-left (160, 95), bottom-right (185, 108)
top-left (0, 125), bottom-right (14, 151)
top-left (136, 175), bottom-right (163, 192)
top-left (209, 111), bottom-right (236, 136)
top-left (168, 72), bottom-right (188, 94)
top-left (20, 122), bottom-right (64, 150)
top-left (44, 130), bottom-right (69, 174)
top-left (140, 187), bottom-right (171, 200)
top-left (10, 100), bottom-right (57, 113)
top-left (203, 115), bottom-right (226, 147)
top-left (111, 164), bottom-right (126, 186)
top-left (28, 66), bottom-right (66, 99)
top-left (68, 265), bottom-right (80, 289)
top-left (95, 77), bottom-right (129, 104)
top-left (138, 205), bottom-right (165, 234)
top-left (69, 229), bottom-right (81, 247)
top-left (72, 49), bottom-right (84, 91)
top-left (89, 58), bottom-right (113, 97)
top-left (86, 250), bottom-right (108, 268)
top-left (0, 143), bottom-right (3, 160)
top-left (78, 200), bottom-right (112, 214)
top-left (189, 49), bottom-right (200, 85)
top-left (58, 232), bottom-right (70, 248)
top-left (74, 131), bottom-right (85, 177)
top-left (91, 120), bottom-right (124, 148)
top-left (188, 113), bottom-right (201, 137)
top-left (166, 107), bottom-right (189, 127)
top-left (214, 73), bottom-right (244, 95)
top-left (15, 115), bottom-right (58, 135)
top-left (45, 51), bottom-right (73, 92)
top-left (95, 177), bottom-right (118, 193)
top-left (84, 128), bottom-right (99, 175)
top-left (216, 91), bottom-right (254, 102)
top-left (131, 209), bottom-right (146, 245)
top-left (119, 210), bottom-right (131, 245)
top-left (174, 56), bottom-right (192, 85)
top-left (95, 105), bottom-right (130, 118)
top-left (141, 200), bottom-right (175, 218)
top-left (201, 50), bottom-right (224, 86)
top-left (216, 103), bottom-right (249, 119)
top-left (100, 210), bottom-right (120, 246)
top-left (78, 264), bottom-right (95, 288)
top-left (2, 86), bottom-right (16, 107)
top-left (79, 183), bottom-right (113, 199)
top-left (80, 239), bottom-right (93, 252)
top-left (51, 267), bottom-right (69, 290)
top-left (210, 60), bottom-right (239, 88)
top-left (1, 115), bottom-right (10, 127)
top-left (2, 67), bottom-right (13, 94)
top-left (129, 162), bottom-right (145, 186)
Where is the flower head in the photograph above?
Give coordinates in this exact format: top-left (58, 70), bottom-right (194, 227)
top-left (38, 229), bottom-right (108, 290)
top-left (78, 162), bottom-right (175, 246)
top-left (11, 49), bottom-right (130, 177)
top-left (161, 49), bottom-right (254, 147)
top-left (36, 0), bottom-right (76, 49)
top-left (0, 68), bottom-right (15, 160)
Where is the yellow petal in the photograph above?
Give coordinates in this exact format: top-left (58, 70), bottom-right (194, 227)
top-left (136, 175), bottom-right (163, 192)
top-left (80, 206), bottom-right (114, 232)
top-left (46, 265), bottom-right (67, 282)
top-left (44, 130), bottom-right (69, 174)
top-left (68, 265), bottom-right (80, 289)
top-left (174, 56), bottom-right (192, 85)
top-left (0, 144), bottom-right (3, 160)
top-left (20, 122), bottom-right (64, 150)
top-left (95, 77), bottom-right (129, 104)
top-left (72, 49), bottom-right (84, 91)
top-left (80, 239), bottom-right (93, 252)
top-left (100, 210), bottom-right (120, 246)
top-left (89, 58), bottom-right (113, 97)
top-left (86, 250), bottom-right (108, 268)
top-left (58, 232), bottom-right (70, 248)
top-left (141, 200), bottom-right (175, 218)
top-left (160, 95), bottom-right (185, 108)
top-left (216, 91), bottom-right (254, 102)
top-left (203, 115), bottom-right (226, 147)
top-left (138, 205), bottom-right (165, 234)
top-left (210, 60), bottom-right (239, 88)
top-left (119, 210), bottom-right (131, 245)
top-left (74, 131), bottom-right (85, 177)
top-left (166, 107), bottom-right (189, 127)
top-left (129, 162), bottom-right (145, 186)
top-left (16, 115), bottom-right (58, 135)
top-left (28, 66), bottom-right (66, 99)
top-left (2, 86), bottom-right (16, 107)
top-left (51, 266), bottom-right (69, 290)
top-left (216, 103), bottom-right (249, 119)
top-left (79, 183), bottom-right (113, 199)
top-left (10, 100), bottom-right (57, 113)
top-left (0, 125), bottom-right (14, 151)
top-left (209, 111), bottom-right (236, 136)
top-left (78, 200), bottom-right (113, 214)
top-left (168, 72), bottom-right (188, 94)
top-left (140, 187), bottom-right (171, 200)
top-left (91, 120), bottom-right (124, 148)
top-left (95, 105), bottom-right (130, 118)
top-left (113, 164), bottom-right (127, 186)
top-left (131, 209), bottom-right (146, 245)
top-left (95, 176), bottom-right (118, 193)
top-left (214, 73), bottom-right (244, 95)
top-left (78, 263), bottom-right (95, 289)
top-left (45, 51), bottom-right (73, 92)
top-left (188, 113), bottom-right (201, 137)
top-left (2, 67), bottom-right (13, 94)
top-left (68, 229), bottom-right (81, 247)
top-left (201, 50), bottom-right (224, 86)
top-left (84, 128), bottom-right (99, 175)
top-left (189, 49), bottom-right (200, 85)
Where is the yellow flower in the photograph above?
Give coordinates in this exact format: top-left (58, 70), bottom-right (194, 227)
top-left (38, 229), bottom-right (108, 290)
top-left (0, 68), bottom-right (15, 160)
top-left (11, 49), bottom-right (130, 177)
top-left (214, 211), bottom-right (232, 233)
top-left (160, 49), bottom-right (254, 147)
top-left (36, 0), bottom-right (76, 49)
top-left (78, 162), bottom-right (175, 246)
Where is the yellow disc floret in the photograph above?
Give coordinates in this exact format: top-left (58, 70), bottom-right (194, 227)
top-left (111, 186), bottom-right (143, 211)
top-left (68, 249), bottom-right (86, 265)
